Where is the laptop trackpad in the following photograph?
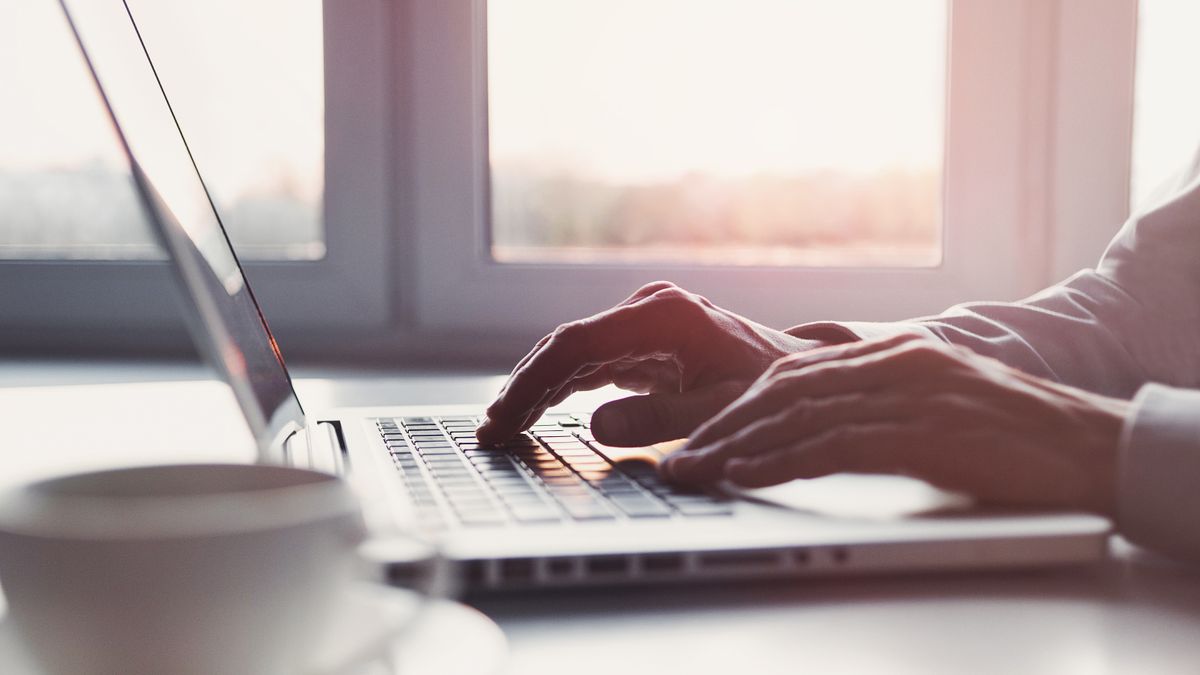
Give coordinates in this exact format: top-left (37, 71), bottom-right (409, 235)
top-left (731, 474), bottom-right (974, 521)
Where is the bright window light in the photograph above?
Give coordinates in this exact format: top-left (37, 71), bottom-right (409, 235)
top-left (0, 0), bottom-right (324, 261)
top-left (1132, 0), bottom-right (1200, 210)
top-left (487, 0), bottom-right (946, 266)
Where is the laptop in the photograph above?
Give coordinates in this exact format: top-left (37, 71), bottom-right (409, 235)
top-left (59, 0), bottom-right (1111, 592)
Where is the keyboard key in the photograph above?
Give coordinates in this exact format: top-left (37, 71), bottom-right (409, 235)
top-left (590, 475), bottom-right (641, 491)
top-left (562, 502), bottom-right (615, 521)
top-left (553, 444), bottom-right (599, 455)
top-left (458, 512), bottom-right (507, 527)
top-left (662, 493), bottom-right (724, 505)
top-left (510, 505), bottom-right (562, 523)
top-left (499, 491), bottom-right (545, 504)
top-left (674, 502), bottom-right (735, 517)
top-left (576, 470), bottom-right (616, 482)
top-left (609, 495), bottom-right (672, 518)
top-left (545, 484), bottom-right (592, 498)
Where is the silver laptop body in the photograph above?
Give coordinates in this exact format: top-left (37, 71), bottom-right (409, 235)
top-left (61, 0), bottom-right (1111, 593)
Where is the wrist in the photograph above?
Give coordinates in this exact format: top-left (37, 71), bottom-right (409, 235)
top-left (1077, 394), bottom-right (1132, 517)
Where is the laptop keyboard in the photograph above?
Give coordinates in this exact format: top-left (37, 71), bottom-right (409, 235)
top-left (375, 413), bottom-right (734, 528)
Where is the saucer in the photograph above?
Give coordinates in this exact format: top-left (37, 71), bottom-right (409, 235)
top-left (0, 586), bottom-right (507, 675)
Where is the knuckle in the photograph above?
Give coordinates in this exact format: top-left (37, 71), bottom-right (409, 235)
top-left (651, 286), bottom-right (692, 305)
top-left (551, 321), bottom-right (588, 347)
top-left (638, 280), bottom-right (678, 295)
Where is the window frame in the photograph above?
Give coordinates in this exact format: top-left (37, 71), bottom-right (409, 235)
top-left (0, 0), bottom-right (1141, 362)
top-left (397, 0), bottom-right (1113, 342)
top-left (0, 0), bottom-right (393, 351)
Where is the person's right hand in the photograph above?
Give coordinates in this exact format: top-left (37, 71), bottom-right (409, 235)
top-left (475, 281), bottom-right (827, 447)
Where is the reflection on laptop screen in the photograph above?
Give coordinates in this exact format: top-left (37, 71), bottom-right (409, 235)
top-left (60, 0), bottom-right (306, 451)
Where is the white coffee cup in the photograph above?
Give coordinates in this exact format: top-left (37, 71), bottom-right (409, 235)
top-left (0, 463), bottom-right (430, 675)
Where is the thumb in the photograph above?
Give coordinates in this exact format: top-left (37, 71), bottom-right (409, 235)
top-left (591, 382), bottom-right (748, 447)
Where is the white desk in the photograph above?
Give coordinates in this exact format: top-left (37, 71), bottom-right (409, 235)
top-left (2, 361), bottom-right (1199, 674)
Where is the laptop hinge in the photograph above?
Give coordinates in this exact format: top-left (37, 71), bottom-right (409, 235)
top-left (309, 421), bottom-right (346, 476)
top-left (283, 421), bottom-right (346, 476)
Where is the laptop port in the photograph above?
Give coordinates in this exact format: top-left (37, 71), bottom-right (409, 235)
top-left (832, 547), bottom-right (850, 564)
top-left (461, 560), bottom-right (487, 587)
top-left (546, 557), bottom-right (576, 578)
top-left (500, 558), bottom-right (535, 583)
top-left (585, 555), bottom-right (629, 576)
top-left (697, 550), bottom-right (782, 570)
top-left (641, 553), bottom-right (684, 574)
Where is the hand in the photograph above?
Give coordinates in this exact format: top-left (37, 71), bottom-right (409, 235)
top-left (476, 281), bottom-right (826, 446)
top-left (662, 334), bottom-right (1131, 515)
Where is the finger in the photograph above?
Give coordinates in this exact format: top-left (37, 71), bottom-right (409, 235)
top-left (539, 358), bottom-right (681, 417)
top-left (724, 422), bottom-right (911, 487)
top-left (591, 381), bottom-right (747, 446)
top-left (686, 338), bottom-right (947, 450)
top-left (665, 391), bottom-right (916, 483)
top-left (500, 283), bottom-right (672, 391)
top-left (665, 393), bottom-right (894, 483)
top-left (506, 359), bottom-right (684, 440)
top-left (761, 332), bottom-right (923, 380)
top-left (481, 288), bottom-right (697, 441)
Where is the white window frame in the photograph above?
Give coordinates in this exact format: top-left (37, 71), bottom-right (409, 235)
top-left (396, 0), bottom-right (1139, 343)
top-left (0, 0), bottom-right (1141, 360)
top-left (0, 0), bottom-right (392, 352)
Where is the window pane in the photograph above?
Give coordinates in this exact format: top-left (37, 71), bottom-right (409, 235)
top-left (487, 0), bottom-right (945, 267)
top-left (0, 0), bottom-right (323, 261)
top-left (1131, 0), bottom-right (1200, 210)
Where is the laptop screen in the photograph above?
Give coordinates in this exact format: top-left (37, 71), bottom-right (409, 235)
top-left (60, 0), bottom-right (306, 455)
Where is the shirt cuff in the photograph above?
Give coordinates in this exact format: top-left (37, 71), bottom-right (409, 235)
top-left (784, 320), bottom-right (942, 344)
top-left (1118, 383), bottom-right (1200, 562)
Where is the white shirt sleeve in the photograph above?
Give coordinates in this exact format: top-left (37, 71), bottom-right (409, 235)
top-left (785, 149), bottom-right (1200, 561)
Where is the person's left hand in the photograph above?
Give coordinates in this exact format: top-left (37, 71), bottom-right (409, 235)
top-left (661, 334), bottom-right (1131, 515)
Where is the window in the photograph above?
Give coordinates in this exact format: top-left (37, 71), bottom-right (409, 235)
top-left (1132, 0), bottom-right (1200, 209)
top-left (0, 0), bottom-right (323, 261)
top-left (1, 1), bottom-right (1148, 360)
top-left (0, 0), bottom-right (390, 342)
top-left (487, 0), bottom-right (946, 268)
top-left (404, 1), bottom-right (1044, 337)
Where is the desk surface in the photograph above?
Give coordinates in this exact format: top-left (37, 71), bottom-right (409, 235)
top-left (2, 360), bottom-right (1199, 675)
